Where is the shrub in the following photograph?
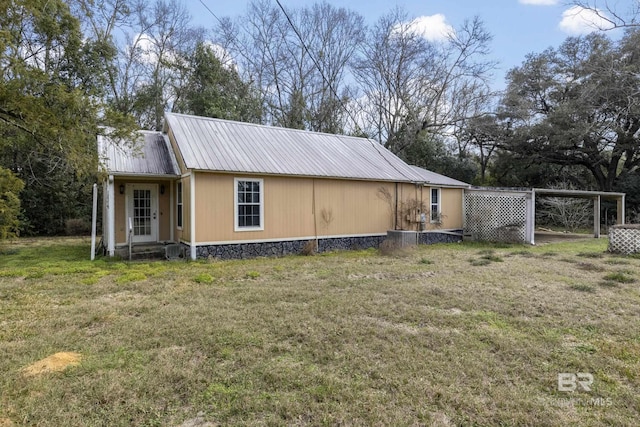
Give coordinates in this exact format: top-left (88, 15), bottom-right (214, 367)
top-left (378, 238), bottom-right (409, 257)
top-left (65, 218), bottom-right (91, 236)
top-left (301, 240), bottom-right (317, 256)
top-left (0, 167), bottom-right (24, 240)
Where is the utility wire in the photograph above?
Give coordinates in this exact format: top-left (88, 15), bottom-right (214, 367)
top-left (198, 0), bottom-right (225, 26)
top-left (273, 0), bottom-right (362, 134)
top-left (198, 0), bottom-right (362, 134)
top-left (274, 1), bottom-right (417, 182)
top-left (198, 0), bottom-right (415, 181)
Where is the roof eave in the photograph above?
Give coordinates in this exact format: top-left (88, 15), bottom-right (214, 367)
top-left (187, 168), bottom-right (416, 183)
top-left (106, 172), bottom-right (181, 178)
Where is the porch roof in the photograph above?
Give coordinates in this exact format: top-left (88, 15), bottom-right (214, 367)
top-left (98, 131), bottom-right (180, 177)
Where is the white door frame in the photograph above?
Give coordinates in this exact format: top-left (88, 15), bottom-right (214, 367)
top-left (126, 183), bottom-right (159, 243)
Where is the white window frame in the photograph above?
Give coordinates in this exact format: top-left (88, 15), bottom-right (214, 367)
top-left (430, 188), bottom-right (441, 223)
top-left (176, 181), bottom-right (183, 230)
top-left (234, 178), bottom-right (264, 232)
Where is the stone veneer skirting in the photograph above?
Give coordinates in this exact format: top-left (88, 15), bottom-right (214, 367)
top-left (419, 230), bottom-right (464, 245)
top-left (188, 231), bottom-right (463, 260)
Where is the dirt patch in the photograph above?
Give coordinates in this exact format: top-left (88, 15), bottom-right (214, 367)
top-left (21, 352), bottom-right (82, 377)
top-left (0, 418), bottom-right (15, 427)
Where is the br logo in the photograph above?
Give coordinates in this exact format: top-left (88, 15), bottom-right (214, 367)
top-left (557, 373), bottom-right (594, 392)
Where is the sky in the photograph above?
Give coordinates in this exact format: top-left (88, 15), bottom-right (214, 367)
top-left (188, 0), bottom-right (627, 89)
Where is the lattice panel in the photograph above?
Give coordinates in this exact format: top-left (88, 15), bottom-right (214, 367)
top-left (608, 227), bottom-right (640, 254)
top-left (465, 193), bottom-right (527, 243)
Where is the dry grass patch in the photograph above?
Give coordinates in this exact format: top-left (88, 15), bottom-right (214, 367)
top-left (21, 352), bottom-right (82, 377)
top-left (1, 237), bottom-right (639, 425)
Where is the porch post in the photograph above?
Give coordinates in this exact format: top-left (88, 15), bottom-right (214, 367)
top-left (107, 175), bottom-right (116, 256)
top-left (169, 180), bottom-right (174, 243)
top-left (593, 195), bottom-right (601, 238)
top-left (190, 173), bottom-right (196, 260)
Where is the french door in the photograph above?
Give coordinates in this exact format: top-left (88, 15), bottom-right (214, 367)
top-left (127, 184), bottom-right (158, 243)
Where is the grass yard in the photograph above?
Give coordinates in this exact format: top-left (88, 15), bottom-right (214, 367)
top-left (1, 237), bottom-right (639, 426)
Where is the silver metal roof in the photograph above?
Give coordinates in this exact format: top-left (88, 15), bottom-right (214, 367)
top-left (99, 131), bottom-right (180, 176)
top-left (164, 112), bottom-right (425, 182)
top-left (409, 166), bottom-right (470, 188)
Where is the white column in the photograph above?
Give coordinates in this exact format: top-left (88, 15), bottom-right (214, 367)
top-left (594, 195), bottom-right (601, 238)
top-left (190, 173), bottom-right (196, 260)
top-left (91, 183), bottom-right (98, 260)
top-left (107, 175), bottom-right (116, 256)
top-left (527, 190), bottom-right (536, 245)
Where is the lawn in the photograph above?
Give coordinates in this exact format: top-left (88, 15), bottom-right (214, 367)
top-left (1, 237), bottom-right (639, 426)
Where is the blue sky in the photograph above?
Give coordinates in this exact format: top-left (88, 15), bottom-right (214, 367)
top-left (189, 0), bottom-right (624, 88)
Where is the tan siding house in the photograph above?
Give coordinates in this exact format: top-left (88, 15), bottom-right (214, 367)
top-left (99, 113), bottom-right (469, 259)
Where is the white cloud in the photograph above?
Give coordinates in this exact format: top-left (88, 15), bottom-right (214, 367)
top-left (559, 6), bottom-right (615, 34)
top-left (519, 0), bottom-right (558, 5)
top-left (394, 14), bottom-right (455, 42)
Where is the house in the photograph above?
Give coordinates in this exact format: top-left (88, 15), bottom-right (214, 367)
top-left (98, 113), bottom-right (469, 260)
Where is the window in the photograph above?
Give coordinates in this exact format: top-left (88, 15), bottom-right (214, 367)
top-left (430, 188), bottom-right (441, 223)
top-left (234, 178), bottom-right (264, 231)
top-left (177, 181), bottom-right (183, 229)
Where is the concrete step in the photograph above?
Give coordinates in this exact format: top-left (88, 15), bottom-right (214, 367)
top-left (114, 244), bottom-right (169, 260)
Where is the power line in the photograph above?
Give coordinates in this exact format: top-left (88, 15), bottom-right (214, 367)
top-left (198, 0), bottom-right (368, 139)
top-left (198, 0), bottom-right (224, 26)
top-left (274, 1), bottom-right (417, 181)
top-left (273, 0), bottom-right (362, 134)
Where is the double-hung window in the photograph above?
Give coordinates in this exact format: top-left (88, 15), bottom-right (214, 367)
top-left (430, 188), bottom-right (441, 223)
top-left (176, 181), bottom-right (183, 229)
top-left (235, 178), bottom-right (264, 231)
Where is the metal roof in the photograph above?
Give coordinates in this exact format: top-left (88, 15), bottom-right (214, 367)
top-left (409, 166), bottom-right (470, 188)
top-left (98, 131), bottom-right (180, 176)
top-left (164, 112), bottom-right (425, 182)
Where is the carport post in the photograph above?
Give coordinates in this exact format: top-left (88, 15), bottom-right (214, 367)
top-left (617, 195), bottom-right (626, 225)
top-left (593, 195), bottom-right (601, 238)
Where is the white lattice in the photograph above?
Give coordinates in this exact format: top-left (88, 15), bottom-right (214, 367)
top-left (465, 193), bottom-right (528, 243)
top-left (608, 226), bottom-right (640, 254)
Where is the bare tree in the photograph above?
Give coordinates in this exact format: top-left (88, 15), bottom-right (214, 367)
top-left (218, 0), bottom-right (364, 132)
top-left (72, 0), bottom-right (204, 130)
top-left (536, 182), bottom-right (592, 232)
top-left (352, 9), bottom-right (496, 155)
top-left (568, 1), bottom-right (640, 29)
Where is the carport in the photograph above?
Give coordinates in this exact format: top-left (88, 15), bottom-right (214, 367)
top-left (464, 187), bottom-right (626, 245)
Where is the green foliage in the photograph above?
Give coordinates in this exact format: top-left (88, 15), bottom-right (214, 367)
top-left (501, 31), bottom-right (640, 194)
top-left (603, 272), bottom-right (635, 284)
top-left (173, 43), bottom-right (262, 123)
top-left (405, 135), bottom-right (478, 184)
top-left (194, 273), bottom-right (214, 284)
top-left (0, 0), bottom-right (137, 236)
top-left (0, 167), bottom-right (24, 239)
